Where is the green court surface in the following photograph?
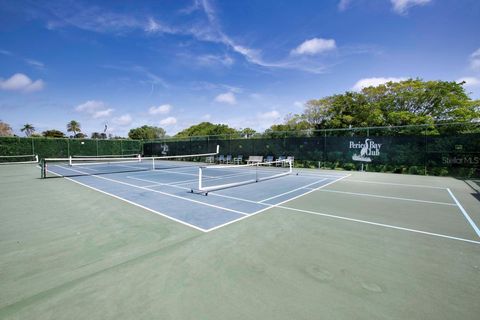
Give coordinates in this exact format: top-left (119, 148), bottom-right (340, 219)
top-left (1, 164), bottom-right (479, 320)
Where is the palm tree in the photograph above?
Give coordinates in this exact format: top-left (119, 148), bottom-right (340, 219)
top-left (67, 120), bottom-right (81, 138)
top-left (21, 123), bottom-right (35, 137)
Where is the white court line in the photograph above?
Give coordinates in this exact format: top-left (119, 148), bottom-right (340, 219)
top-left (258, 178), bottom-right (327, 203)
top-left (128, 175), bottom-right (271, 206)
top-left (447, 188), bottom-right (480, 238)
top-left (205, 174), bottom-right (352, 232)
top-left (53, 165), bottom-right (250, 218)
top-left (275, 205), bottom-right (480, 245)
top-left (315, 189), bottom-right (456, 206)
top-left (46, 170), bottom-right (208, 232)
top-left (343, 179), bottom-right (447, 190)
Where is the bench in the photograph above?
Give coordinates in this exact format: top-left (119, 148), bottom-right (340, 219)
top-left (246, 155), bottom-right (263, 164)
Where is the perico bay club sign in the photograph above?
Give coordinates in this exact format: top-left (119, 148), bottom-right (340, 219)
top-left (349, 138), bottom-right (382, 162)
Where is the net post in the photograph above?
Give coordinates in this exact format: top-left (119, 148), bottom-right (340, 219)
top-left (198, 166), bottom-right (203, 190)
top-left (216, 144), bottom-right (220, 154)
top-left (35, 155), bottom-right (39, 163)
top-left (41, 159), bottom-right (46, 178)
top-left (69, 156), bottom-right (72, 166)
top-left (151, 157), bottom-right (155, 170)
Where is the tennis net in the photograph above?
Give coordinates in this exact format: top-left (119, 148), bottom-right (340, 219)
top-left (41, 152), bottom-right (218, 178)
top-left (0, 154), bottom-right (38, 165)
top-left (196, 159), bottom-right (293, 194)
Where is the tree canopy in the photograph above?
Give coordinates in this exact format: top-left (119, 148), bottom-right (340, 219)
top-left (174, 122), bottom-right (237, 138)
top-left (42, 129), bottom-right (65, 138)
top-left (67, 120), bottom-right (81, 137)
top-left (128, 125), bottom-right (166, 140)
top-left (0, 120), bottom-right (13, 137)
top-left (301, 79), bottom-right (479, 131)
top-left (21, 124), bottom-right (35, 137)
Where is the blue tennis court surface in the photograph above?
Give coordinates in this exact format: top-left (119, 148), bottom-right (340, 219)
top-left (51, 165), bottom-right (348, 231)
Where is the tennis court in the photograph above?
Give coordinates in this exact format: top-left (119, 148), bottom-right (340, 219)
top-left (1, 157), bottom-right (479, 319)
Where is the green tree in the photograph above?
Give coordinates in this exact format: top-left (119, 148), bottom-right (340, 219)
top-left (42, 129), bottom-right (65, 138)
top-left (128, 125), bottom-right (166, 140)
top-left (67, 120), bottom-right (81, 137)
top-left (21, 123), bottom-right (35, 137)
top-left (91, 132), bottom-right (106, 139)
top-left (303, 79), bottom-right (480, 130)
top-left (263, 114), bottom-right (312, 137)
top-left (0, 120), bottom-right (13, 137)
top-left (239, 128), bottom-right (257, 138)
top-left (175, 122), bottom-right (237, 138)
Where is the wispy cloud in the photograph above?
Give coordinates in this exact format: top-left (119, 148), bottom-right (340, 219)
top-left (0, 73), bottom-right (45, 93)
top-left (0, 49), bottom-right (13, 56)
top-left (338, 0), bottom-right (352, 12)
top-left (214, 92), bottom-right (236, 105)
top-left (24, 0), bottom-right (363, 74)
top-left (391, 0), bottom-right (432, 15)
top-left (25, 59), bottom-right (45, 69)
top-left (470, 48), bottom-right (480, 70)
top-left (102, 64), bottom-right (169, 92)
top-left (352, 77), bottom-right (407, 91)
top-left (75, 100), bottom-right (114, 118)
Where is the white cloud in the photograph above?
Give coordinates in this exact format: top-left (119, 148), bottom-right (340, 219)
top-left (159, 117), bottom-right (177, 126)
top-left (391, 0), bottom-right (431, 14)
top-left (352, 77), bottom-right (407, 91)
top-left (113, 114), bottom-right (133, 126)
top-left (291, 38), bottom-right (336, 56)
top-left (338, 0), bottom-right (351, 11)
top-left (258, 110), bottom-right (281, 120)
top-left (470, 48), bottom-right (480, 70)
top-left (76, 100), bottom-right (113, 118)
top-left (0, 73), bottom-right (44, 92)
top-left (148, 104), bottom-right (172, 115)
top-left (93, 109), bottom-right (114, 118)
top-left (457, 77), bottom-right (480, 88)
top-left (214, 92), bottom-right (236, 105)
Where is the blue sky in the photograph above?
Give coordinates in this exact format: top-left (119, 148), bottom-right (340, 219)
top-left (1, 0), bottom-right (479, 137)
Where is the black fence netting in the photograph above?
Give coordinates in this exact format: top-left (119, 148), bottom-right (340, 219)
top-left (0, 137), bottom-right (142, 160)
top-left (144, 123), bottom-right (480, 178)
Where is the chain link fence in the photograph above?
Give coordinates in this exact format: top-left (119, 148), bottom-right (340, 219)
top-left (0, 137), bottom-right (143, 160)
top-left (144, 122), bottom-right (480, 178)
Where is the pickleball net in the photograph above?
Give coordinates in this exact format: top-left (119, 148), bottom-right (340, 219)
top-left (41, 152), bottom-right (218, 178)
top-left (196, 159), bottom-right (293, 194)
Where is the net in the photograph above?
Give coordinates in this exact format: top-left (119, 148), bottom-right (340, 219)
top-left (196, 159), bottom-right (293, 194)
top-left (41, 152), bottom-right (218, 178)
top-left (72, 153), bottom-right (139, 158)
top-left (0, 154), bottom-right (39, 165)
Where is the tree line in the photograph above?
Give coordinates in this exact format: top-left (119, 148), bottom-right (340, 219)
top-left (1, 79), bottom-right (479, 139)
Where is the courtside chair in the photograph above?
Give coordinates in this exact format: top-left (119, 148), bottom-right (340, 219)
top-left (217, 154), bottom-right (225, 164)
top-left (276, 155), bottom-right (286, 166)
top-left (225, 155), bottom-right (232, 164)
top-left (233, 155), bottom-right (243, 164)
top-left (266, 155), bottom-right (274, 165)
